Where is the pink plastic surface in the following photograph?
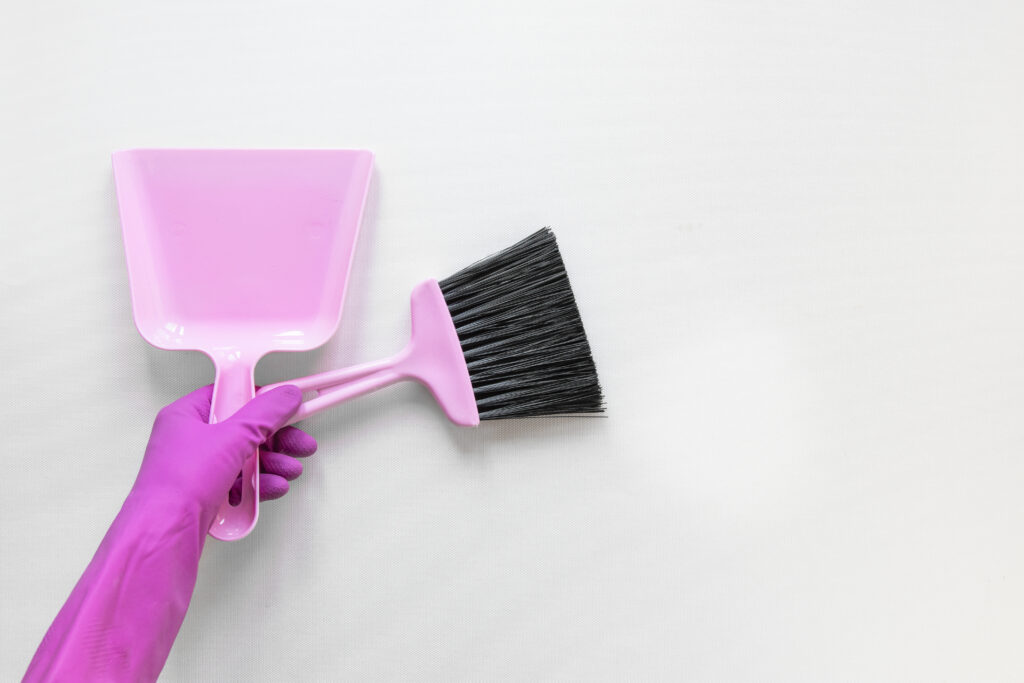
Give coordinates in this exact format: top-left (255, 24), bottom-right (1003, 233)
top-left (112, 148), bottom-right (374, 540)
top-left (260, 279), bottom-right (480, 427)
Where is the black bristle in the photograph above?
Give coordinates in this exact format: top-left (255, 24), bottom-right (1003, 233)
top-left (438, 228), bottom-right (605, 419)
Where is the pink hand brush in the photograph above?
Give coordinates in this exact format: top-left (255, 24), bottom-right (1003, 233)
top-left (260, 228), bottom-right (604, 425)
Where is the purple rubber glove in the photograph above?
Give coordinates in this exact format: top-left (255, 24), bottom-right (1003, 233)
top-left (24, 385), bottom-right (315, 683)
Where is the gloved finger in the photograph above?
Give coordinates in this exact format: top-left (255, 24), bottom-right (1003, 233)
top-left (260, 450), bottom-right (303, 481)
top-left (228, 472), bottom-right (292, 503)
top-left (160, 384), bottom-right (214, 421)
top-left (228, 476), bottom-right (242, 506)
top-left (222, 386), bottom-right (302, 449)
top-left (259, 473), bottom-right (290, 501)
top-left (272, 426), bottom-right (318, 457)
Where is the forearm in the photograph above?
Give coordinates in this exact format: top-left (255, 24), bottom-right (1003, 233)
top-left (24, 492), bottom-right (208, 683)
top-left (23, 385), bottom-right (308, 681)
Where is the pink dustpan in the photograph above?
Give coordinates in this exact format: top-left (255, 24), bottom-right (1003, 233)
top-left (112, 148), bottom-right (374, 541)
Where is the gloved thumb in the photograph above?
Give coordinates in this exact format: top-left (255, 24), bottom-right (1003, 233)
top-left (222, 385), bottom-right (303, 449)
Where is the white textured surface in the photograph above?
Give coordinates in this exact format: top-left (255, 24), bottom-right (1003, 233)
top-left (3, 1), bottom-right (1024, 680)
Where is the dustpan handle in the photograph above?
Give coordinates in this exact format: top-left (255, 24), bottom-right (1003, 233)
top-left (207, 357), bottom-right (259, 541)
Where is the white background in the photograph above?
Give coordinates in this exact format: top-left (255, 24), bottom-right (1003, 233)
top-left (2, 1), bottom-right (1024, 681)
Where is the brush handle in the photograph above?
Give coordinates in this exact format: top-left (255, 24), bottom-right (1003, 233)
top-left (261, 354), bottom-right (410, 425)
top-left (260, 280), bottom-right (481, 427)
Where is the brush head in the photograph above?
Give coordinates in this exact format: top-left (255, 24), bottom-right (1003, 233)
top-left (438, 228), bottom-right (604, 420)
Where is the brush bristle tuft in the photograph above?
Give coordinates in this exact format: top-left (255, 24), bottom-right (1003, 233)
top-left (438, 228), bottom-right (604, 420)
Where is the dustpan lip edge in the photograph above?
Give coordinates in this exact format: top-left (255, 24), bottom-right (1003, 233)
top-left (111, 147), bottom-right (374, 155)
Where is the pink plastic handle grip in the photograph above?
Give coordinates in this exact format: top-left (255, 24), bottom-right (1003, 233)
top-left (207, 355), bottom-right (259, 540)
top-left (259, 280), bottom-right (480, 427)
top-left (268, 356), bottom-right (407, 423)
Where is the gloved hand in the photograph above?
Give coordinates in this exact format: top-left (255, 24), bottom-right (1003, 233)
top-left (24, 385), bottom-right (314, 683)
top-left (132, 384), bottom-right (317, 526)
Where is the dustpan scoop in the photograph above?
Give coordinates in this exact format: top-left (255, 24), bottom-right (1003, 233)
top-left (113, 148), bottom-right (373, 541)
